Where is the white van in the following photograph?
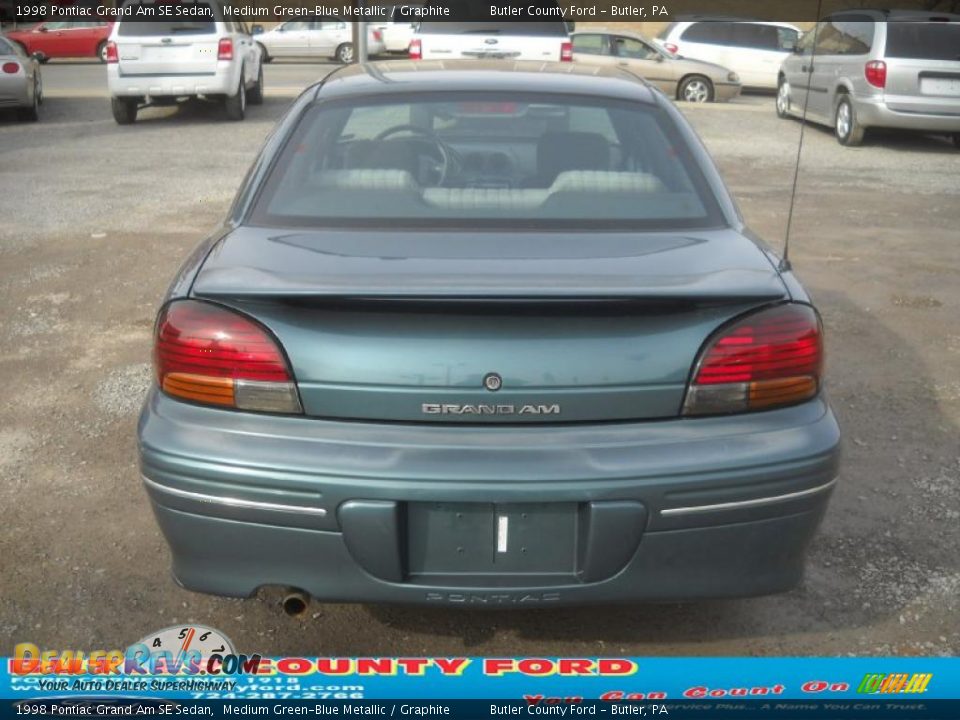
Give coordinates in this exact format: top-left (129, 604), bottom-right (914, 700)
top-left (106, 1), bottom-right (263, 124)
top-left (655, 19), bottom-right (801, 89)
top-left (379, 20), bottom-right (418, 54)
top-left (410, 21), bottom-right (572, 62)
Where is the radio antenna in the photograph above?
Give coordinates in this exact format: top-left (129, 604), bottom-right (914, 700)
top-left (782, 0), bottom-right (824, 272)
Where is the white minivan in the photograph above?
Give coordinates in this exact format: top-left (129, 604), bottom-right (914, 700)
top-left (655, 19), bottom-right (801, 89)
top-left (106, 2), bottom-right (263, 124)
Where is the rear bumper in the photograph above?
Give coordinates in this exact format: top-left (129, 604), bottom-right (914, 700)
top-left (108, 63), bottom-right (239, 99)
top-left (138, 390), bottom-right (841, 605)
top-left (715, 82), bottom-right (742, 103)
top-left (855, 96), bottom-right (960, 132)
top-left (0, 75), bottom-right (30, 107)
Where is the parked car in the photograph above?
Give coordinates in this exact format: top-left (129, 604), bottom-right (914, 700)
top-left (4, 20), bottom-right (113, 63)
top-left (256, 19), bottom-right (384, 63)
top-left (572, 30), bottom-right (741, 103)
top-left (379, 19), bottom-right (418, 54)
top-left (0, 35), bottom-right (41, 120)
top-left (106, 9), bottom-right (263, 124)
top-left (778, 11), bottom-right (960, 147)
top-left (655, 18), bottom-right (801, 90)
top-left (410, 21), bottom-right (572, 62)
top-left (138, 60), bottom-right (840, 606)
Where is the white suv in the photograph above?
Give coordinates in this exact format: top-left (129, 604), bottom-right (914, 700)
top-left (655, 19), bottom-right (801, 89)
top-left (106, 3), bottom-right (263, 124)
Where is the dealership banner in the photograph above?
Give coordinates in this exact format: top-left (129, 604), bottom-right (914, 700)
top-left (3, 652), bottom-right (960, 718)
top-left (9, 0), bottom-right (958, 24)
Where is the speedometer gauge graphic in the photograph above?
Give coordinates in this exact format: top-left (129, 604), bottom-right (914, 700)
top-left (137, 625), bottom-right (235, 658)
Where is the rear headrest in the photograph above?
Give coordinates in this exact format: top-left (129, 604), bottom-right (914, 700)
top-left (314, 170), bottom-right (419, 192)
top-left (551, 171), bottom-right (665, 194)
top-left (537, 131), bottom-right (610, 183)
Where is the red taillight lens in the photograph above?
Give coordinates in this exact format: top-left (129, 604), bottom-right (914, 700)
top-left (2, 62), bottom-right (20, 74)
top-left (154, 300), bottom-right (301, 413)
top-left (409, 39), bottom-right (422, 60)
top-left (218, 37), bottom-right (233, 61)
top-left (664, 43), bottom-right (679, 55)
top-left (105, 41), bottom-right (118, 64)
top-left (373, 29), bottom-right (383, 42)
top-left (865, 60), bottom-right (886, 89)
top-left (683, 304), bottom-right (823, 416)
top-left (560, 41), bottom-right (573, 62)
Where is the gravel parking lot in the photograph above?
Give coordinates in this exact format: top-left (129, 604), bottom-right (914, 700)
top-left (1, 62), bottom-right (958, 657)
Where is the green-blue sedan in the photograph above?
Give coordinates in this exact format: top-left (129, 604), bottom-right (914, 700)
top-left (138, 60), bottom-right (839, 609)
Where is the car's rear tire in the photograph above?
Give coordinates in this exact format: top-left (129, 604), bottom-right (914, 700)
top-left (335, 42), bottom-right (354, 64)
top-left (952, 133), bottom-right (960, 150)
top-left (18, 78), bottom-right (40, 122)
top-left (257, 43), bottom-right (271, 63)
top-left (248, 63), bottom-right (264, 105)
top-left (96, 41), bottom-right (107, 63)
top-left (224, 76), bottom-right (246, 121)
top-left (776, 77), bottom-right (791, 118)
top-left (111, 96), bottom-right (138, 125)
top-left (835, 95), bottom-right (865, 146)
top-left (678, 75), bottom-right (714, 103)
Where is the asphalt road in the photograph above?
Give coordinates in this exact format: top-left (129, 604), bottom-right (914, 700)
top-left (1, 63), bottom-right (958, 658)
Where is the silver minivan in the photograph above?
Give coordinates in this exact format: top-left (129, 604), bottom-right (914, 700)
top-left (777, 11), bottom-right (960, 146)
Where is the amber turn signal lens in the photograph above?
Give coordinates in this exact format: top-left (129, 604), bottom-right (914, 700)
top-left (161, 373), bottom-right (235, 407)
top-left (748, 377), bottom-right (818, 409)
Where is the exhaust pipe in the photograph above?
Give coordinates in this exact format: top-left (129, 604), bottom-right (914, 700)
top-left (281, 590), bottom-right (310, 618)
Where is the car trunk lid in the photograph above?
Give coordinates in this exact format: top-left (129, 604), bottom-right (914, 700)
top-left (192, 227), bottom-right (787, 423)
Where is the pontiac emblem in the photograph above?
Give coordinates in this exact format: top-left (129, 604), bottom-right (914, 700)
top-left (483, 373), bottom-right (503, 392)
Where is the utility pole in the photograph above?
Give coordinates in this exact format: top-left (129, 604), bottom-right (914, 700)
top-left (350, 12), bottom-right (369, 63)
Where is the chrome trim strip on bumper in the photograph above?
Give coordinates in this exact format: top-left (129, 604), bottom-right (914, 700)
top-left (142, 475), bottom-right (327, 517)
top-left (143, 474), bottom-right (835, 522)
top-left (661, 477), bottom-right (838, 517)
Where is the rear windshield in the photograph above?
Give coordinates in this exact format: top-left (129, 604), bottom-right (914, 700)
top-left (117, 1), bottom-right (216, 35)
top-left (417, 22), bottom-right (568, 36)
top-left (885, 21), bottom-right (960, 61)
top-left (250, 92), bottom-right (723, 231)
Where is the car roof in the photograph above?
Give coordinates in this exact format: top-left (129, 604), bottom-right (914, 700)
top-left (670, 17), bottom-right (800, 30)
top-left (312, 60), bottom-right (658, 104)
top-left (572, 29), bottom-right (655, 43)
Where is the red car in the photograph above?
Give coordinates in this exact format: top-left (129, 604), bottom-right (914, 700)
top-left (5, 20), bottom-right (114, 63)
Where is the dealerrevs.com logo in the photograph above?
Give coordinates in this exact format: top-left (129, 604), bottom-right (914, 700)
top-left (11, 625), bottom-right (262, 678)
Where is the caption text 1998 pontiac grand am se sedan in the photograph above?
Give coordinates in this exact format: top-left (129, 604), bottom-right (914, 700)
top-left (137, 61), bottom-right (840, 608)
